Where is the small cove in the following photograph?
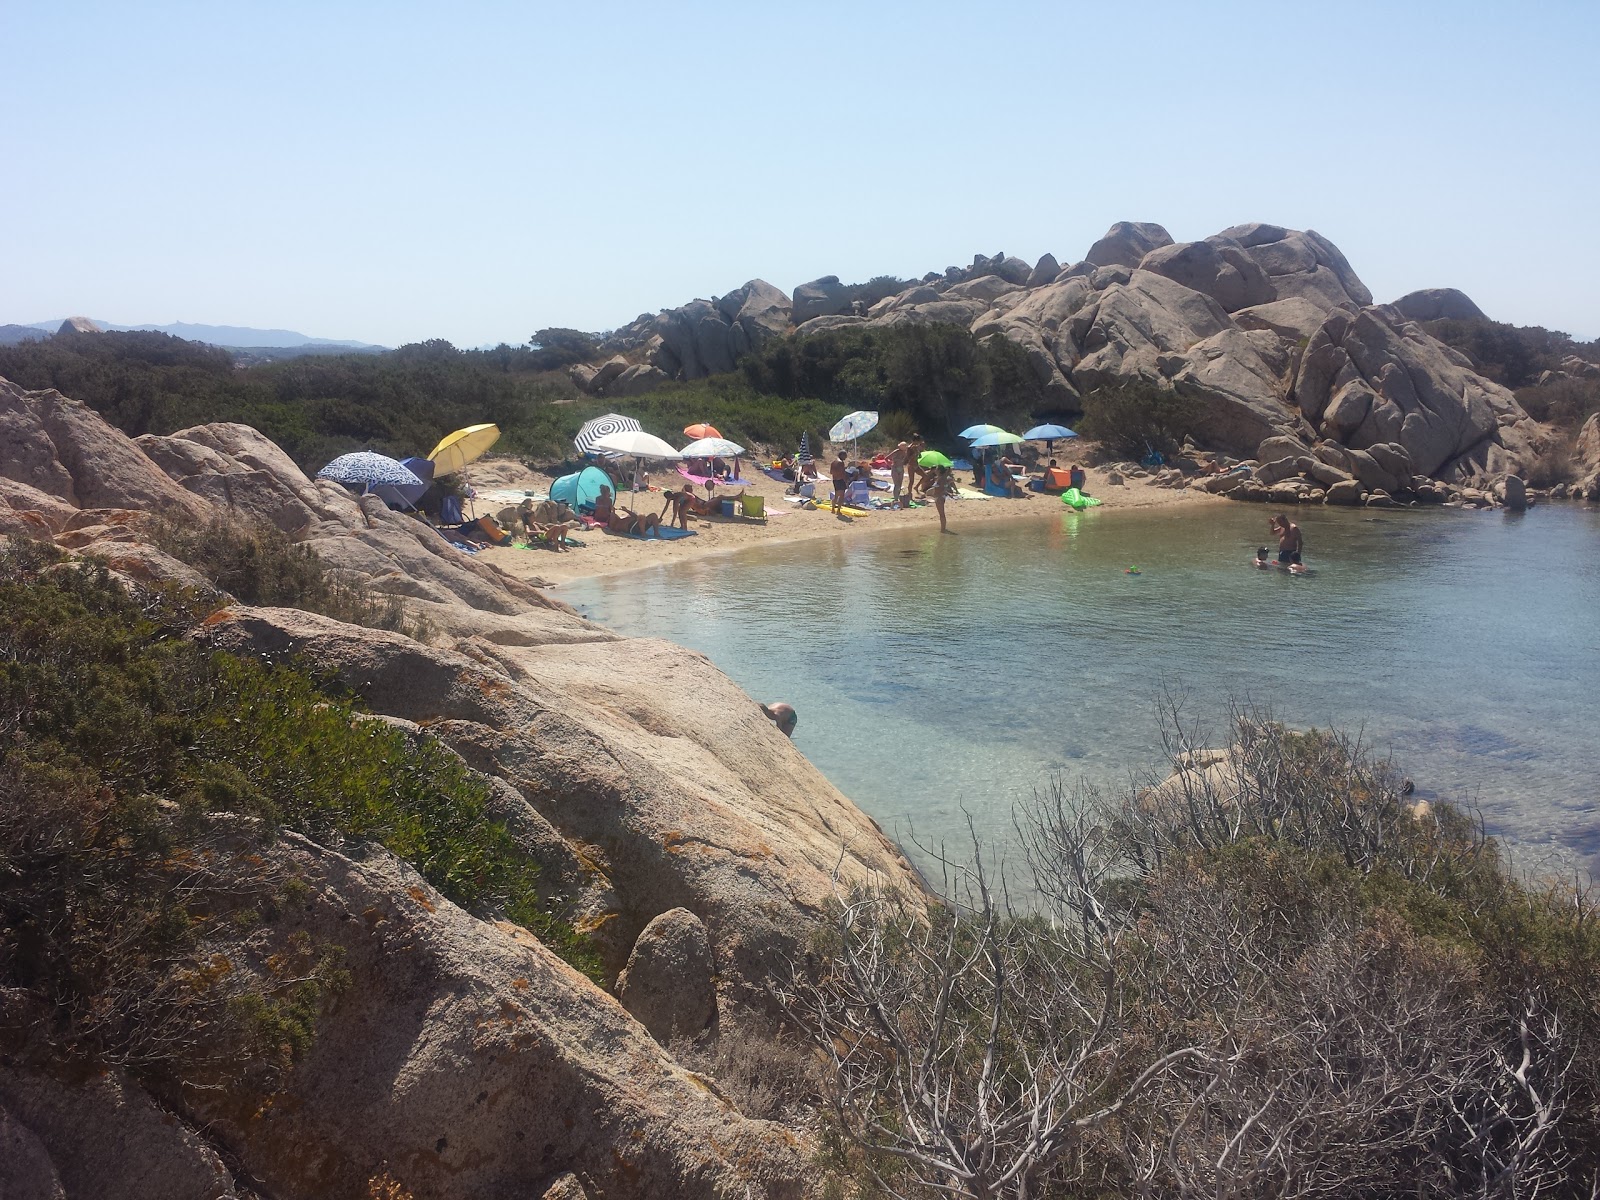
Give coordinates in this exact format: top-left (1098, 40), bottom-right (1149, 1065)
top-left (562, 502), bottom-right (1600, 874)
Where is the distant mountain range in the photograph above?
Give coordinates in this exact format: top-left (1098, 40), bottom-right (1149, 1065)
top-left (13, 319), bottom-right (384, 350)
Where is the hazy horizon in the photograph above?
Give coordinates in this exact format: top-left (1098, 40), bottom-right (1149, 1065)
top-left (4, 1), bottom-right (1596, 348)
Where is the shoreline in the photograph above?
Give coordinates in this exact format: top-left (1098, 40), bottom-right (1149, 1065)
top-left (466, 459), bottom-right (1225, 591)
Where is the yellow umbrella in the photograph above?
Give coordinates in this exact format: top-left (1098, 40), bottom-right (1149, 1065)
top-left (427, 423), bottom-right (500, 476)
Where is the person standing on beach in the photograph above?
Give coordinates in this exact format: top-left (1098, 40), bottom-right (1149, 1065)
top-left (888, 441), bottom-right (910, 508)
top-left (930, 465), bottom-right (955, 533)
top-left (830, 452), bottom-right (849, 514)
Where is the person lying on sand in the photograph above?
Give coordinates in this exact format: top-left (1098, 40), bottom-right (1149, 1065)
top-left (594, 486), bottom-right (660, 537)
top-left (526, 520), bottom-right (576, 550)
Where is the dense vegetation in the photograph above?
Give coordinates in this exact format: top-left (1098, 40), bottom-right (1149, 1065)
top-left (0, 323), bottom-right (1058, 477)
top-left (1425, 316), bottom-right (1600, 441)
top-left (791, 703), bottom-right (1600, 1198)
top-left (1074, 379), bottom-right (1202, 460)
top-left (0, 542), bottom-right (599, 1099)
top-left (741, 323), bottom-right (1053, 442)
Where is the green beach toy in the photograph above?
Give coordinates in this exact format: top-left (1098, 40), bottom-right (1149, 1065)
top-left (1061, 487), bottom-right (1102, 510)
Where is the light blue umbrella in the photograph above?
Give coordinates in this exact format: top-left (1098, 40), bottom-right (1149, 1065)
top-left (316, 451), bottom-right (424, 493)
top-left (960, 423), bottom-right (1006, 440)
top-left (681, 436), bottom-right (745, 458)
top-left (1023, 423), bottom-right (1077, 442)
top-left (829, 410), bottom-right (879, 443)
top-left (970, 429), bottom-right (1025, 448)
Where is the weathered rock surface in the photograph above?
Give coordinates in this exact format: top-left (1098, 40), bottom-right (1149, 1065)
top-left (1392, 287), bottom-right (1488, 323)
top-left (616, 907), bottom-right (719, 1043)
top-left (792, 275), bottom-right (851, 324)
top-left (1292, 305), bottom-right (1546, 477)
top-left (198, 606), bottom-right (919, 997)
top-left (1085, 221), bottom-right (1173, 268)
top-left (0, 1067), bottom-right (239, 1200)
top-left (0, 380), bottom-right (211, 519)
top-left (172, 831), bottom-right (810, 1200)
top-left (575, 221), bottom-right (1541, 480)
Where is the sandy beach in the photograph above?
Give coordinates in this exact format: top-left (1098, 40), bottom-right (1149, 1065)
top-left (463, 456), bottom-right (1223, 590)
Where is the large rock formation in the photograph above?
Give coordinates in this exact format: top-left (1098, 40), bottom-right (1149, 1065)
top-left (1392, 287), bottom-right (1488, 323)
top-left (0, 376), bottom-right (927, 1199)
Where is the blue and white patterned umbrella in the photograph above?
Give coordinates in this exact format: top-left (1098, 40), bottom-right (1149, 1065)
top-left (316, 451), bottom-right (425, 491)
top-left (829, 410), bottom-right (879, 443)
top-left (681, 436), bottom-right (745, 458)
top-left (574, 413), bottom-right (641, 457)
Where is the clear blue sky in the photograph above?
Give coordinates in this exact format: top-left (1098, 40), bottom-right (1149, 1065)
top-left (4, 0), bottom-right (1596, 346)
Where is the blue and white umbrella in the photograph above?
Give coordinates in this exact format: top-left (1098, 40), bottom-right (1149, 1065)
top-left (316, 451), bottom-right (424, 492)
top-left (574, 413), bottom-right (641, 457)
top-left (829, 410), bottom-right (879, 444)
top-left (681, 436), bottom-right (745, 458)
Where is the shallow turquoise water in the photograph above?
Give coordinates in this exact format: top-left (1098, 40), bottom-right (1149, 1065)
top-left (562, 502), bottom-right (1600, 872)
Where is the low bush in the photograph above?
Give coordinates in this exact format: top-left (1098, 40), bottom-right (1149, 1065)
top-left (0, 544), bottom-right (600, 1095)
top-left (790, 697), bottom-right (1600, 1198)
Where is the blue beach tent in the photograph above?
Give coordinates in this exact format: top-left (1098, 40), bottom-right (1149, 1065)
top-left (550, 466), bottom-right (614, 510)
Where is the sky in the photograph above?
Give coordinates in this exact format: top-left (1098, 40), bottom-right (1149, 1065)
top-left (3, 0), bottom-right (1597, 347)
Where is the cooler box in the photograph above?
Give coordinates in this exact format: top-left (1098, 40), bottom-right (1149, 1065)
top-left (720, 499), bottom-right (736, 517)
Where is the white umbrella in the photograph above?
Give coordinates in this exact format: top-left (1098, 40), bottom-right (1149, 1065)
top-left (593, 430), bottom-right (681, 504)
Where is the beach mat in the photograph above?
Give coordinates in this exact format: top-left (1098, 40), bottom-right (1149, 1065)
top-left (604, 525), bottom-right (699, 541)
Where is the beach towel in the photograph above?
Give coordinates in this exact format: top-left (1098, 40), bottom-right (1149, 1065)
top-left (678, 465), bottom-right (717, 487)
top-left (604, 525), bottom-right (699, 541)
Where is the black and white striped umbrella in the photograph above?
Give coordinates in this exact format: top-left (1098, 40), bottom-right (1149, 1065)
top-left (797, 431), bottom-right (814, 465)
top-left (574, 413), bottom-right (641, 457)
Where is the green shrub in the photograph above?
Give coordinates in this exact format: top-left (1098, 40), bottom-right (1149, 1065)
top-left (1076, 379), bottom-right (1202, 460)
top-left (0, 545), bottom-right (600, 1093)
top-left (147, 516), bottom-right (433, 641)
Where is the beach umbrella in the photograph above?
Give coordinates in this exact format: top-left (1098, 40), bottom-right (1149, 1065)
top-left (427, 423), bottom-right (500, 477)
top-left (829, 410), bottom-right (879, 444)
top-left (970, 429), bottom-right (1025, 448)
top-left (797, 431), bottom-right (815, 465)
top-left (1023, 422), bottom-right (1078, 456)
top-left (574, 413), bottom-right (641, 457)
top-left (1023, 423), bottom-right (1077, 442)
top-left (593, 429), bottom-right (681, 504)
top-left (918, 450), bottom-right (954, 469)
top-left (316, 451), bottom-right (424, 494)
top-left (960, 423), bottom-right (1006, 440)
top-left (681, 436), bottom-right (745, 458)
top-left (683, 422), bottom-right (722, 440)
top-left (370, 455), bottom-right (434, 509)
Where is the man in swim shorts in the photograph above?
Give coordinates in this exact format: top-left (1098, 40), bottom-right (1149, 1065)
top-left (1270, 514), bottom-right (1302, 565)
top-left (830, 452), bottom-right (849, 514)
top-left (888, 441), bottom-right (910, 507)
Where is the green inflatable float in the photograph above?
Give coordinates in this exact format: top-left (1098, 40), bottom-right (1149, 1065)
top-left (1061, 487), bottom-right (1102, 510)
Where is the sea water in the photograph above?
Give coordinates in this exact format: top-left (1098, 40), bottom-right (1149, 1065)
top-left (561, 502), bottom-right (1600, 874)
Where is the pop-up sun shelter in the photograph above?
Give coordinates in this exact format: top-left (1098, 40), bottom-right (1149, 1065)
top-left (550, 465), bottom-right (614, 510)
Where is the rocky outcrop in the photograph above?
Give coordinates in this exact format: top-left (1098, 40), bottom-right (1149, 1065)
top-left (1392, 288), bottom-right (1488, 323)
top-left (0, 1067), bottom-right (239, 1200)
top-left (1292, 305), bottom-right (1546, 477)
top-left (617, 908), bottom-right (719, 1043)
top-left (792, 275), bottom-right (851, 324)
top-left (1, 380), bottom-right (211, 519)
top-left (1085, 221), bottom-right (1173, 268)
top-left (0, 377), bottom-right (931, 1197)
top-left (56, 316), bottom-right (102, 335)
top-left (180, 830), bottom-right (807, 1200)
